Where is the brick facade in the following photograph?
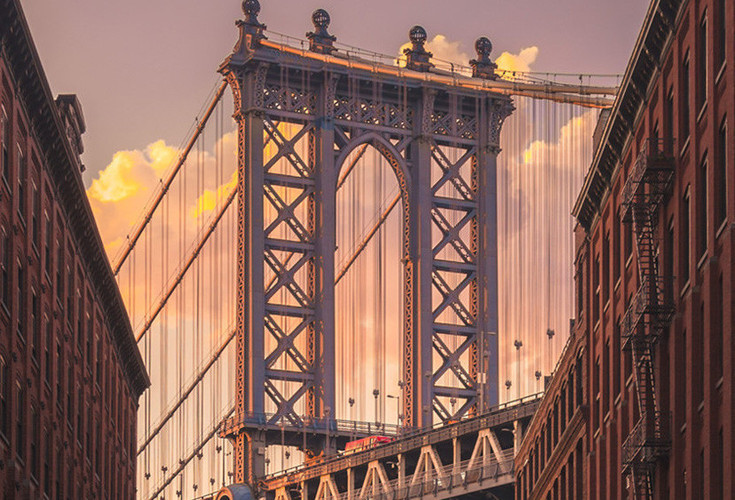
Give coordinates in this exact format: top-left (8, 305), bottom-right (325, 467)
top-left (516, 0), bottom-right (734, 497)
top-left (0, 0), bottom-right (149, 498)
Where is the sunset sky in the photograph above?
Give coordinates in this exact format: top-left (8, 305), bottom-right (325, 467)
top-left (22, 0), bottom-right (647, 180)
top-left (15, 2), bottom-right (654, 491)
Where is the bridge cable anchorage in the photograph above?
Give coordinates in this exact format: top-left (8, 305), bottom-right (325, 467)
top-left (113, 79), bottom-right (228, 276)
top-left (147, 406), bottom-right (235, 500)
top-left (138, 327), bottom-right (237, 456)
top-left (135, 186), bottom-right (236, 343)
top-left (335, 192), bottom-right (401, 285)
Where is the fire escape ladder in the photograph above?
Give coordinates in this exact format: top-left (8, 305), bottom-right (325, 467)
top-left (619, 138), bottom-right (675, 500)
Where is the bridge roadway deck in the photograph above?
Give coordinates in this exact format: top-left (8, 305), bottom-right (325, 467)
top-left (259, 394), bottom-right (542, 498)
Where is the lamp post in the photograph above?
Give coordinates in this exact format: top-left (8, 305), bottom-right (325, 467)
top-left (514, 339), bottom-right (523, 400)
top-left (535, 370), bottom-right (542, 393)
top-left (348, 397), bottom-right (356, 439)
top-left (373, 389), bottom-right (380, 428)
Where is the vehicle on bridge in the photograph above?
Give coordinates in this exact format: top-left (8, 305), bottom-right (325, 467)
top-left (343, 435), bottom-right (393, 454)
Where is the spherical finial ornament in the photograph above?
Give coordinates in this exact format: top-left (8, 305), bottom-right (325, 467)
top-left (242, 0), bottom-right (261, 17)
top-left (475, 37), bottom-right (493, 58)
top-left (409, 25), bottom-right (427, 45)
top-left (312, 9), bottom-right (330, 30)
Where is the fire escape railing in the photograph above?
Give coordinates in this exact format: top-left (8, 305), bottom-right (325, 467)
top-left (619, 137), bottom-right (675, 500)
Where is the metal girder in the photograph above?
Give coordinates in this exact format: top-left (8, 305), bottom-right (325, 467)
top-left (221, 26), bottom-right (511, 485)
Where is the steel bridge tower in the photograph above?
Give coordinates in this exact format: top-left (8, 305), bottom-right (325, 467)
top-left (219, 1), bottom-right (513, 487)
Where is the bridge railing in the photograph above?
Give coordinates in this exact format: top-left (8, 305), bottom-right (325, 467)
top-left (261, 393), bottom-right (543, 483)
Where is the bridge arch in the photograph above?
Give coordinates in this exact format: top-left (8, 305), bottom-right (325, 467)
top-left (333, 135), bottom-right (410, 424)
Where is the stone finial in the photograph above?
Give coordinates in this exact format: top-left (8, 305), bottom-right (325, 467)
top-left (470, 36), bottom-right (498, 80)
top-left (237, 0), bottom-right (266, 45)
top-left (404, 25), bottom-right (434, 72)
top-left (306, 9), bottom-right (337, 54)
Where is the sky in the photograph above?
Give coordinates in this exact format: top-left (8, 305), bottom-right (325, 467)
top-left (21, 0), bottom-right (649, 181)
top-left (16, 1), bottom-right (655, 492)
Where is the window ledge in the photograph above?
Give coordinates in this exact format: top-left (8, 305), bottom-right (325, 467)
top-left (697, 252), bottom-right (708, 270)
top-left (716, 376), bottom-right (724, 390)
top-left (716, 219), bottom-right (728, 239)
top-left (715, 62), bottom-right (726, 85)
top-left (697, 400), bottom-right (705, 413)
top-left (680, 422), bottom-right (687, 434)
top-left (614, 277), bottom-right (622, 293)
top-left (680, 279), bottom-right (691, 298)
top-left (680, 135), bottom-right (691, 158)
top-left (625, 253), bottom-right (634, 269)
top-left (696, 101), bottom-right (708, 124)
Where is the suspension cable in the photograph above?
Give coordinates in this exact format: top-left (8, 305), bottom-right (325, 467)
top-left (113, 80), bottom-right (228, 275)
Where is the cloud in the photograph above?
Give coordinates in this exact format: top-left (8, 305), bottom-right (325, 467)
top-left (398, 34), bottom-right (470, 68)
top-left (495, 46), bottom-right (539, 74)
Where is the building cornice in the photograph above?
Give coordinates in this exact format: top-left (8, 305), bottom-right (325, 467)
top-left (572, 0), bottom-right (687, 231)
top-left (0, 0), bottom-right (149, 398)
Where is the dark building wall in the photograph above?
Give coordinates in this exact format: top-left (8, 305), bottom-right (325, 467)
top-left (514, 326), bottom-right (587, 500)
top-left (572, 0), bottom-right (734, 498)
top-left (0, 1), bottom-right (149, 498)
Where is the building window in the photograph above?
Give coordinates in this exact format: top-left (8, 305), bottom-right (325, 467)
top-left (86, 312), bottom-right (93, 366)
top-left (45, 317), bottom-right (52, 385)
top-left (665, 87), bottom-right (675, 143)
top-left (697, 14), bottom-right (708, 111)
top-left (593, 254), bottom-right (600, 324)
top-left (44, 214), bottom-right (52, 277)
top-left (603, 339), bottom-right (610, 415)
top-left (624, 221), bottom-right (633, 261)
top-left (95, 334), bottom-right (102, 386)
top-left (576, 263), bottom-right (584, 317)
top-left (55, 344), bottom-right (62, 408)
top-left (613, 318), bottom-right (621, 398)
top-left (17, 144), bottom-right (25, 222)
top-left (55, 244), bottom-right (63, 304)
top-left (665, 221), bottom-right (675, 304)
top-left (76, 394), bottom-right (83, 446)
top-left (0, 355), bottom-right (7, 439)
top-left (602, 231), bottom-right (610, 303)
top-left (66, 365), bottom-right (73, 424)
top-left (613, 212), bottom-right (621, 280)
top-left (30, 405), bottom-right (39, 480)
top-left (697, 155), bottom-right (708, 259)
top-left (0, 106), bottom-right (8, 187)
top-left (716, 0), bottom-right (726, 69)
top-left (31, 290), bottom-right (40, 363)
top-left (681, 53), bottom-right (691, 142)
top-left (716, 119), bottom-right (727, 226)
top-left (714, 275), bottom-right (724, 382)
top-left (31, 183), bottom-right (40, 250)
top-left (66, 263), bottom-right (73, 325)
top-left (682, 188), bottom-right (691, 285)
top-left (16, 381), bottom-right (24, 460)
top-left (17, 261), bottom-right (25, 339)
top-left (43, 428), bottom-right (50, 496)
top-left (0, 227), bottom-right (8, 311)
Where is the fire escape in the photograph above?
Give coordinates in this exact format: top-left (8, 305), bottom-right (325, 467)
top-left (619, 138), bottom-right (675, 499)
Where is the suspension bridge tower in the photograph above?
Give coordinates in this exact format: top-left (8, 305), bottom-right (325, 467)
top-left (217, 1), bottom-right (514, 491)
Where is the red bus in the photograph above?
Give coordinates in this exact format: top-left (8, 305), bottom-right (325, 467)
top-left (344, 436), bottom-right (393, 454)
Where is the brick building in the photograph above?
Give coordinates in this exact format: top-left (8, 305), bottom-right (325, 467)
top-left (516, 0), bottom-right (734, 498)
top-left (514, 324), bottom-right (587, 499)
top-left (0, 0), bottom-right (149, 498)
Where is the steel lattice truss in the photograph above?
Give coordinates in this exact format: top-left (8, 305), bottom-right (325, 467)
top-left (219, 21), bottom-right (513, 484)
